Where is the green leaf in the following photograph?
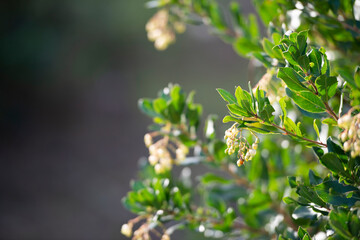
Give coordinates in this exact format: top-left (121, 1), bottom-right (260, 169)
top-left (329, 209), bottom-right (353, 239)
top-left (314, 181), bottom-right (360, 207)
top-left (286, 88), bottom-right (326, 113)
top-left (297, 55), bottom-right (310, 71)
top-left (313, 119), bottom-right (320, 139)
top-left (338, 69), bottom-right (357, 87)
top-left (248, 81), bottom-right (256, 111)
top-left (227, 104), bottom-right (252, 117)
top-left (279, 97), bottom-right (287, 120)
top-left (309, 170), bottom-right (323, 185)
top-left (327, 138), bottom-right (348, 162)
top-left (233, 37), bottom-right (261, 56)
top-left (186, 104), bottom-right (202, 128)
top-left (297, 185), bottom-right (327, 207)
top-left (253, 0), bottom-right (279, 25)
top-left (248, 14), bottom-right (259, 40)
top-left (319, 153), bottom-right (346, 175)
top-left (255, 87), bottom-right (267, 111)
top-left (297, 30), bottom-right (308, 55)
top-left (217, 88), bottom-right (237, 104)
top-left (153, 98), bottom-right (167, 115)
top-left (283, 44), bottom-right (300, 66)
top-left (222, 115), bottom-right (242, 123)
top-left (313, 147), bottom-right (324, 158)
top-left (315, 75), bottom-right (338, 101)
top-left (355, 66), bottom-right (360, 88)
top-left (288, 176), bottom-right (297, 188)
top-left (201, 173), bottom-right (231, 184)
top-left (138, 98), bottom-right (159, 118)
top-left (272, 32), bottom-right (281, 45)
top-left (308, 49), bottom-right (322, 77)
top-left (283, 196), bottom-right (296, 204)
top-left (252, 52), bottom-right (272, 67)
top-left (235, 86), bottom-right (253, 105)
top-left (170, 85), bottom-right (185, 112)
top-left (262, 38), bottom-right (282, 59)
top-left (298, 226), bottom-right (311, 240)
top-left (259, 104), bottom-right (275, 122)
top-left (293, 207), bottom-right (317, 226)
top-left (277, 67), bottom-right (309, 92)
top-left (244, 122), bottom-right (279, 134)
top-left (235, 86), bottom-right (255, 115)
top-left (322, 118), bottom-right (338, 125)
top-left (298, 226), bottom-right (307, 239)
top-left (321, 52), bottom-right (330, 75)
top-left (284, 117), bottom-right (297, 134)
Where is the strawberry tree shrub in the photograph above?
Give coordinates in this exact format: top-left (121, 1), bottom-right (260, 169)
top-left (122, 1), bottom-right (360, 239)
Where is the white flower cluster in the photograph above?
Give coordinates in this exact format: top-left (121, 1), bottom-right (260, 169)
top-left (144, 133), bottom-right (189, 174)
top-left (338, 113), bottom-right (360, 158)
top-left (121, 220), bottom-right (171, 240)
top-left (224, 124), bottom-right (259, 166)
top-left (146, 10), bottom-right (181, 51)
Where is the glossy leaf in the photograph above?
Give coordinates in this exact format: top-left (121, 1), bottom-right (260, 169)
top-left (286, 88), bottom-right (326, 113)
top-left (315, 75), bottom-right (338, 101)
top-left (308, 49), bottom-right (322, 77)
top-left (319, 153), bottom-right (347, 176)
top-left (277, 67), bottom-right (309, 92)
top-left (217, 88), bottom-right (236, 104)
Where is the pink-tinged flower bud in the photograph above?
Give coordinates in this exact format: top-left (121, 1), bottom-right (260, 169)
top-left (237, 159), bottom-right (244, 166)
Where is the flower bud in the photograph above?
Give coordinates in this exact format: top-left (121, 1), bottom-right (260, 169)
top-left (348, 127), bottom-right (355, 139)
top-left (340, 131), bottom-right (348, 142)
top-left (121, 223), bottom-right (132, 237)
top-left (237, 159), bottom-right (244, 166)
top-left (144, 134), bottom-right (153, 147)
top-left (154, 163), bottom-right (166, 174)
top-left (245, 152), bottom-right (251, 161)
top-left (161, 234), bottom-right (170, 240)
top-left (351, 150), bottom-right (356, 158)
top-left (149, 145), bottom-right (157, 155)
top-left (176, 148), bottom-right (186, 161)
top-left (344, 140), bottom-right (351, 152)
top-left (354, 142), bottom-right (360, 154)
top-left (248, 149), bottom-right (257, 157)
top-left (148, 155), bottom-right (158, 165)
top-left (252, 143), bottom-right (258, 150)
top-left (338, 114), bottom-right (352, 128)
top-left (157, 148), bottom-right (166, 157)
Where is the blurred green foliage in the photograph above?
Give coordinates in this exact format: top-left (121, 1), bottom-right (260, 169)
top-left (122, 0), bottom-right (360, 239)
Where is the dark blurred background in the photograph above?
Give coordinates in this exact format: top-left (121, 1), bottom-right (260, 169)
top-left (0, 1), bottom-right (251, 239)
